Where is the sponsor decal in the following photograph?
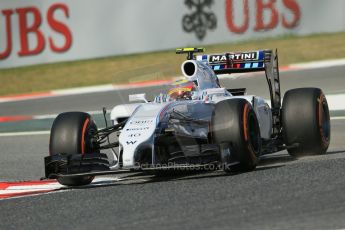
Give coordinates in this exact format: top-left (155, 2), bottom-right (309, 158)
top-left (210, 55), bottom-right (227, 62)
top-left (128, 133), bottom-right (141, 137)
top-left (225, 0), bottom-right (301, 34)
top-left (126, 127), bottom-right (150, 131)
top-left (210, 52), bottom-right (258, 62)
top-left (229, 52), bottom-right (258, 60)
top-left (129, 120), bottom-right (153, 125)
top-left (126, 141), bottom-right (137, 145)
top-left (182, 0), bottom-right (300, 40)
top-left (0, 3), bottom-right (72, 60)
top-left (182, 0), bottom-right (217, 40)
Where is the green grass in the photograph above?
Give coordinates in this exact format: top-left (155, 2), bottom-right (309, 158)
top-left (1, 32), bottom-right (345, 96)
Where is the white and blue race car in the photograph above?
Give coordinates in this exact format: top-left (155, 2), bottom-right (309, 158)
top-left (44, 48), bottom-right (331, 186)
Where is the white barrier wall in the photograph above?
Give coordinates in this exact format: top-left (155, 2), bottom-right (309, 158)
top-left (0, 0), bottom-right (344, 69)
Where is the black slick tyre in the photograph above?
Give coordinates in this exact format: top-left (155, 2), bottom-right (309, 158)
top-left (212, 99), bottom-right (261, 172)
top-left (282, 88), bottom-right (330, 157)
top-left (49, 112), bottom-right (98, 186)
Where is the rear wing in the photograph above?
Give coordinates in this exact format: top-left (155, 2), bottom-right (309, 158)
top-left (195, 50), bottom-right (269, 74)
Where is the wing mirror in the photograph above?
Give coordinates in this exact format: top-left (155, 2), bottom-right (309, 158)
top-left (129, 93), bottom-right (148, 103)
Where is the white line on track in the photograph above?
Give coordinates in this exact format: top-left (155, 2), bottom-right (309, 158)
top-left (326, 94), bottom-right (345, 111)
top-left (33, 110), bottom-right (104, 120)
top-left (290, 58), bottom-right (345, 69)
top-left (331, 116), bottom-right (345, 120)
top-left (0, 131), bottom-right (50, 137)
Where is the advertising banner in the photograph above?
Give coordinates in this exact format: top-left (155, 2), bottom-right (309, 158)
top-left (0, 0), bottom-right (344, 68)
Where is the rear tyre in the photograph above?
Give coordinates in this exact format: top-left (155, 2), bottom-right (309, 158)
top-left (50, 112), bottom-right (99, 186)
top-left (212, 99), bottom-right (261, 172)
top-left (282, 88), bottom-right (330, 157)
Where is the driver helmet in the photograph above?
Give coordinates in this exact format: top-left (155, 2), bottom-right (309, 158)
top-left (167, 78), bottom-right (196, 100)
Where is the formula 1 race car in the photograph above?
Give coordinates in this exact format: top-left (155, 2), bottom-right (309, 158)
top-left (44, 48), bottom-right (331, 186)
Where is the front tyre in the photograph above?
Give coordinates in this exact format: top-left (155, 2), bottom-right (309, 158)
top-left (282, 88), bottom-right (330, 156)
top-left (50, 112), bottom-right (99, 186)
top-left (212, 99), bottom-right (261, 172)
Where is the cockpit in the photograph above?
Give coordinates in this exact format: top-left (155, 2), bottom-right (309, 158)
top-left (167, 78), bottom-right (197, 100)
top-left (154, 59), bottom-right (222, 103)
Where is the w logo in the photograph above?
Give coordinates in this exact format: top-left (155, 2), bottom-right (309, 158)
top-left (126, 141), bottom-right (137, 145)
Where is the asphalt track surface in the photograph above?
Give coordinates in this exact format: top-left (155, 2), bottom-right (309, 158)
top-left (0, 66), bottom-right (345, 229)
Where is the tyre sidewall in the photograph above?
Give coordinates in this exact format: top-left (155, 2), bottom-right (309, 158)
top-left (50, 112), bottom-right (98, 186)
top-left (282, 88), bottom-right (330, 156)
top-left (212, 99), bottom-right (261, 171)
